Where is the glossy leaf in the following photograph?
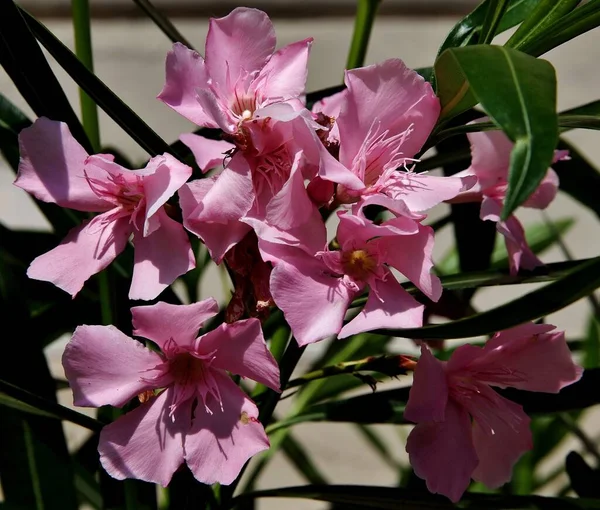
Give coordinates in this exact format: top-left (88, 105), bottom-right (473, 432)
top-left (584, 315), bottom-right (600, 369)
top-left (374, 256), bottom-right (600, 339)
top-left (506, 0), bottom-right (582, 50)
top-left (437, 0), bottom-right (542, 56)
top-left (232, 484), bottom-right (600, 509)
top-left (514, 0), bottom-right (600, 57)
top-left (435, 45), bottom-right (558, 219)
top-left (480, 0), bottom-right (511, 44)
top-left (561, 99), bottom-right (600, 117)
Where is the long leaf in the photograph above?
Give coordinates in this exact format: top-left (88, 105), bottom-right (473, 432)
top-left (373, 256), bottom-right (600, 339)
top-left (480, 0), bottom-right (511, 44)
top-left (435, 45), bottom-right (558, 219)
top-left (20, 8), bottom-right (175, 158)
top-left (514, 0), bottom-right (600, 57)
top-left (0, 2), bottom-right (90, 151)
top-left (506, 0), bottom-right (582, 50)
top-left (437, 0), bottom-right (542, 56)
top-left (232, 484), bottom-right (600, 509)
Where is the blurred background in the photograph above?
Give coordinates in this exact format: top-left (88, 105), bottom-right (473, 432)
top-left (1, 1), bottom-right (599, 508)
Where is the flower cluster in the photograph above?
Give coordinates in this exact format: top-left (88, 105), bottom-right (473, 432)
top-left (13, 6), bottom-right (582, 500)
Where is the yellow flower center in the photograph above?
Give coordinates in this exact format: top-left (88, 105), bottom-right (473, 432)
top-left (341, 249), bottom-right (377, 281)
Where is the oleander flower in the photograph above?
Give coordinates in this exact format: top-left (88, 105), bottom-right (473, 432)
top-left (14, 117), bottom-right (195, 300)
top-left (405, 323), bottom-right (583, 502)
top-left (62, 299), bottom-right (280, 486)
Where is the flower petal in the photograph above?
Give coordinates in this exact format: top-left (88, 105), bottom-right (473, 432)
top-left (205, 7), bottom-right (276, 89)
top-left (99, 388), bottom-right (187, 486)
top-left (466, 122), bottom-right (513, 190)
top-left (27, 211), bottom-right (131, 297)
top-left (180, 133), bottom-right (235, 173)
top-left (130, 209), bottom-right (195, 301)
top-left (469, 384), bottom-right (532, 489)
top-left (131, 299), bottom-right (219, 350)
top-left (339, 275), bottom-right (423, 338)
top-left (523, 168), bottom-right (559, 209)
top-left (196, 319), bottom-right (280, 392)
top-left (473, 324), bottom-right (583, 392)
top-left (179, 179), bottom-right (252, 262)
top-left (63, 325), bottom-right (165, 407)
top-left (404, 345), bottom-right (448, 423)
top-left (481, 197), bottom-right (542, 274)
top-left (185, 371), bottom-right (269, 485)
top-left (338, 59), bottom-right (440, 167)
top-left (157, 42), bottom-right (216, 127)
top-left (406, 399), bottom-right (478, 503)
top-left (14, 118), bottom-right (110, 212)
top-left (256, 38), bottom-right (312, 101)
top-left (376, 224), bottom-right (442, 301)
top-left (271, 257), bottom-right (355, 345)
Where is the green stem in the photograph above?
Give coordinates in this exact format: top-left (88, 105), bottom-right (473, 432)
top-left (71, 0), bottom-right (100, 150)
top-left (345, 0), bottom-right (382, 71)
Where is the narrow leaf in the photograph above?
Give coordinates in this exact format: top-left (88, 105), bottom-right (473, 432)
top-left (506, 0), bottom-right (582, 50)
top-left (480, 0), bottom-right (511, 44)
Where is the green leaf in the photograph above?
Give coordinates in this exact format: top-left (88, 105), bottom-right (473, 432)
top-left (132, 0), bottom-right (195, 48)
top-left (506, 0), bottom-right (582, 50)
top-left (513, 0), bottom-right (600, 57)
top-left (232, 484), bottom-right (600, 509)
top-left (0, 93), bottom-right (31, 131)
top-left (435, 45), bottom-right (558, 219)
top-left (561, 99), bottom-right (600, 117)
top-left (437, 0), bottom-right (542, 56)
top-left (19, 8), bottom-right (175, 158)
top-left (0, 2), bottom-right (90, 151)
top-left (554, 138), bottom-right (600, 220)
top-left (480, 0), bottom-right (511, 44)
top-left (584, 315), bottom-right (600, 369)
top-left (282, 434), bottom-right (328, 485)
top-left (0, 378), bottom-right (103, 432)
top-left (374, 256), bottom-right (600, 339)
top-left (437, 217), bottom-right (575, 274)
top-left (559, 114), bottom-right (600, 131)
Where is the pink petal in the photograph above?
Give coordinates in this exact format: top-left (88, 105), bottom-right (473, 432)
top-left (141, 154), bottom-right (192, 236)
top-left (130, 209), bottom-right (195, 301)
top-left (338, 59), bottom-right (440, 167)
top-left (157, 42), bottom-right (216, 127)
top-left (205, 7), bottom-right (276, 89)
top-left (99, 388), bottom-right (187, 486)
top-left (14, 118), bottom-right (110, 212)
top-left (404, 345), bottom-right (448, 423)
top-left (523, 168), bottom-right (559, 209)
top-left (257, 38), bottom-right (312, 100)
top-left (193, 155), bottom-right (255, 224)
top-left (339, 275), bottom-right (423, 338)
top-left (270, 258), bottom-right (355, 345)
top-left (466, 125), bottom-right (513, 190)
top-left (180, 133), bottom-right (235, 173)
top-left (472, 325), bottom-right (583, 393)
top-left (312, 89), bottom-right (347, 118)
top-left (336, 209), bottom-right (418, 249)
top-left (131, 299), bottom-right (219, 350)
top-left (196, 88), bottom-right (237, 133)
top-left (381, 172), bottom-right (477, 212)
top-left (185, 371), bottom-right (269, 485)
top-left (406, 399), bottom-right (478, 503)
top-left (179, 179), bottom-right (251, 262)
top-left (196, 319), bottom-right (280, 391)
top-left (63, 325), bottom-right (165, 407)
top-left (375, 224), bottom-right (442, 301)
top-left (27, 211), bottom-right (131, 297)
top-left (468, 384), bottom-right (532, 489)
top-left (480, 197), bottom-right (542, 274)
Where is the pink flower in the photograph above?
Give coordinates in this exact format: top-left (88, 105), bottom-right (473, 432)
top-left (158, 7), bottom-right (312, 134)
top-left (62, 299), bottom-right (280, 486)
top-left (260, 200), bottom-right (441, 345)
top-left (14, 118), bottom-right (195, 300)
top-left (405, 323), bottom-right (583, 502)
top-left (178, 111), bottom-right (352, 261)
top-left (452, 123), bottom-right (566, 274)
top-left (314, 59), bottom-right (474, 211)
